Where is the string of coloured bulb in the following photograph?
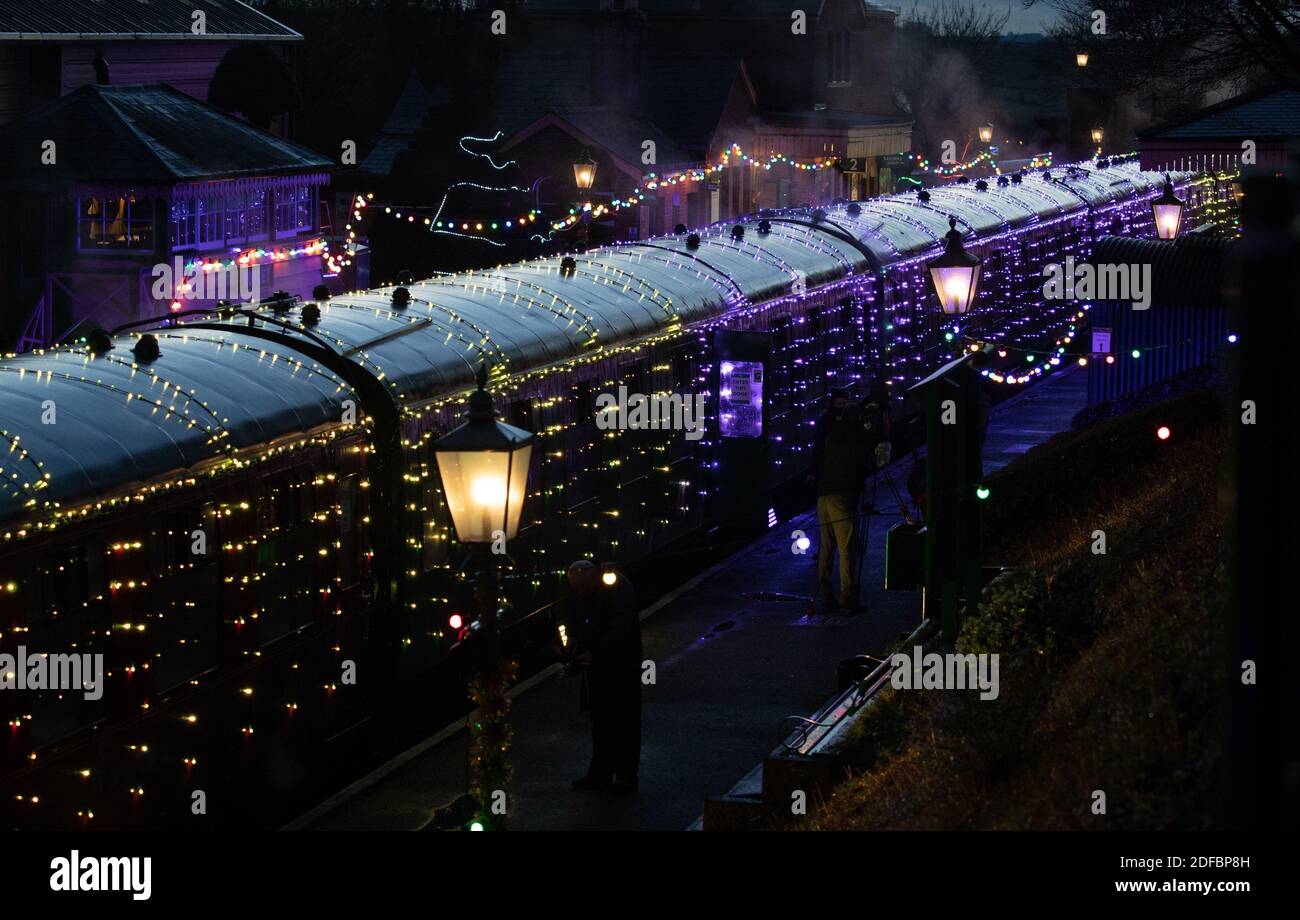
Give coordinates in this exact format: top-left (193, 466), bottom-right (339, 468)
top-left (551, 144), bottom-right (847, 232)
top-left (181, 238), bottom-right (329, 275)
top-left (641, 143), bottom-right (840, 191)
top-left (907, 150), bottom-right (1053, 178)
top-left (350, 194), bottom-right (542, 238)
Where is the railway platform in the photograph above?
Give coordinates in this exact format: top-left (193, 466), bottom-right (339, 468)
top-left (289, 367), bottom-right (1087, 831)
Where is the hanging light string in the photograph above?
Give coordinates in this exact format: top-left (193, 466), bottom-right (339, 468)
top-left (351, 194), bottom-right (542, 238)
top-left (459, 131), bottom-right (519, 171)
top-left (554, 144), bottom-right (846, 232)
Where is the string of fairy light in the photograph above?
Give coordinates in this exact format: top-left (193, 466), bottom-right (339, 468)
top-left (0, 163), bottom-right (1231, 827)
top-left (350, 142), bottom-right (1053, 242)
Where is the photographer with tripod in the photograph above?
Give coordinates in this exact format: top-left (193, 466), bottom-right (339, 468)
top-left (807, 386), bottom-right (891, 613)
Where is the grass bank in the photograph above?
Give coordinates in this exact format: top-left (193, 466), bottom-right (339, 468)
top-left (806, 389), bottom-right (1230, 830)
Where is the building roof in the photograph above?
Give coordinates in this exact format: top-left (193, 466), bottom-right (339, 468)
top-left (494, 53), bottom-right (598, 138)
top-left (0, 159), bottom-right (1188, 526)
top-left (493, 49), bottom-right (743, 165)
top-left (758, 108), bottom-right (912, 130)
top-left (0, 83), bottom-right (331, 190)
top-left (0, 0), bottom-right (301, 41)
top-left (645, 55), bottom-right (751, 154)
top-left (1139, 87), bottom-right (1300, 141)
top-left (509, 106), bottom-right (691, 171)
top-left (360, 70), bottom-right (454, 178)
top-left (1091, 234), bottom-right (1232, 308)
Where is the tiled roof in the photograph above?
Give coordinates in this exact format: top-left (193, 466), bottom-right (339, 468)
top-left (1140, 88), bottom-right (1300, 140)
top-left (494, 47), bottom-right (740, 162)
top-left (0, 84), bottom-right (331, 189)
top-left (645, 55), bottom-right (748, 154)
top-left (360, 70), bottom-right (453, 177)
top-left (0, 0), bottom-right (300, 40)
top-left (544, 105), bottom-right (690, 166)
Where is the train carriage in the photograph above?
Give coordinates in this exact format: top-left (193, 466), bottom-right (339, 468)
top-left (0, 158), bottom-right (1222, 827)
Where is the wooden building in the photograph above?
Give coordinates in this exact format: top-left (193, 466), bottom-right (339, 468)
top-left (1139, 87), bottom-right (1300, 175)
top-left (0, 0), bottom-right (301, 126)
top-left (0, 84), bottom-right (333, 351)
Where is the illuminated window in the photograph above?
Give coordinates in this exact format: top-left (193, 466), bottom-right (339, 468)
top-left (79, 192), bottom-right (154, 251)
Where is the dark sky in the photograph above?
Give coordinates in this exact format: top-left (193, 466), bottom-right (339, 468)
top-left (891, 0), bottom-right (1060, 35)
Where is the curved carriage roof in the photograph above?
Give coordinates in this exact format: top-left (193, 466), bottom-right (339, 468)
top-left (0, 159), bottom-right (1191, 525)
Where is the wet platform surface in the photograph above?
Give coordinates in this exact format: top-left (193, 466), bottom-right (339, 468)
top-left (294, 367), bottom-right (1087, 830)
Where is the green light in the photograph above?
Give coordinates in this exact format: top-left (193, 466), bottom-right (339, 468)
top-left (1025, 354), bottom-right (1035, 362)
top-left (469, 821), bottom-right (485, 832)
top-left (975, 485), bottom-right (991, 500)
top-left (944, 331), bottom-right (954, 342)
top-left (1131, 349), bottom-right (1141, 359)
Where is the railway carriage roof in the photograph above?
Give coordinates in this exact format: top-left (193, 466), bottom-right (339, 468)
top-left (0, 160), bottom-right (1191, 526)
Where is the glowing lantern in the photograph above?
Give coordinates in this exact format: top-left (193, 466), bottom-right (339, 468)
top-left (1151, 174), bottom-right (1185, 240)
top-left (978, 123), bottom-right (994, 144)
top-left (572, 151), bottom-right (598, 191)
top-left (1090, 126), bottom-right (1104, 146)
top-left (432, 364), bottom-right (534, 543)
top-left (1076, 51), bottom-right (1089, 67)
top-left (928, 217), bottom-right (982, 316)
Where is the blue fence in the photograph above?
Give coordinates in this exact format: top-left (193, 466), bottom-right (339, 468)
top-left (1085, 235), bottom-right (1236, 406)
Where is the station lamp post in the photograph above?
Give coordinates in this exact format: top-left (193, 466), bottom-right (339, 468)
top-left (1152, 174), bottom-right (1186, 240)
top-left (1091, 126), bottom-right (1105, 148)
top-left (978, 123), bottom-right (994, 145)
top-left (928, 217), bottom-right (983, 316)
top-left (573, 151), bottom-right (598, 191)
top-left (432, 361), bottom-right (534, 830)
top-left (572, 152), bottom-right (599, 249)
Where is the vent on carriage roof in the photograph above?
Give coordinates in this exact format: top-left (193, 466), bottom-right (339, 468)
top-left (0, 0), bottom-right (301, 40)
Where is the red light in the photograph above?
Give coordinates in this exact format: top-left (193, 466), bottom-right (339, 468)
top-left (169, 301), bottom-right (183, 313)
top-left (1156, 426), bottom-right (1171, 441)
top-left (1105, 354), bottom-right (1115, 365)
top-left (448, 613), bottom-right (463, 630)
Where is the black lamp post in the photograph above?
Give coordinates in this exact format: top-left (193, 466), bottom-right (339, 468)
top-left (573, 151), bottom-right (598, 192)
top-left (432, 364), bottom-right (533, 546)
top-left (928, 217), bottom-right (983, 316)
top-left (431, 362), bottom-right (534, 829)
top-left (1152, 174), bottom-right (1186, 240)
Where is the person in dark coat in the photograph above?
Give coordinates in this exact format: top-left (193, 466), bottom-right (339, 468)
top-left (563, 560), bottom-right (642, 794)
top-left (807, 387), bottom-right (889, 611)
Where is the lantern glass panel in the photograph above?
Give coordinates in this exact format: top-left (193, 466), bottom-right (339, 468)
top-left (1152, 201), bottom-right (1183, 239)
top-left (929, 263), bottom-right (981, 315)
top-left (573, 159), bottom-right (597, 190)
top-left (435, 442), bottom-right (532, 542)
